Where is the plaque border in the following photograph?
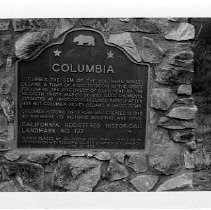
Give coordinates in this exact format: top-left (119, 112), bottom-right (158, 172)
top-left (15, 28), bottom-right (151, 153)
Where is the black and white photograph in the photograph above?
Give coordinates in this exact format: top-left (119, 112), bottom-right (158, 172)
top-left (0, 0), bottom-right (211, 209)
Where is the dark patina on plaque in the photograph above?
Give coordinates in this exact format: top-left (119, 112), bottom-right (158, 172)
top-left (17, 29), bottom-right (149, 150)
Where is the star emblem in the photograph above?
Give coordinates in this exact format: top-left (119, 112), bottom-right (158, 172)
top-left (107, 50), bottom-right (114, 59)
top-left (53, 49), bottom-right (62, 57)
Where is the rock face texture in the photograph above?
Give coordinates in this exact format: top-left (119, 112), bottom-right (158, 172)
top-left (0, 18), bottom-right (197, 192)
top-left (52, 157), bottom-right (101, 192)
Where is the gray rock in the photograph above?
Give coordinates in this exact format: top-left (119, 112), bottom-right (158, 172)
top-left (176, 97), bottom-right (194, 105)
top-left (104, 160), bottom-right (129, 181)
top-left (52, 157), bottom-right (101, 192)
top-left (140, 36), bottom-right (164, 63)
top-left (108, 32), bottom-right (141, 62)
top-left (27, 152), bottom-right (55, 164)
top-left (113, 152), bottom-right (125, 163)
top-left (186, 141), bottom-right (197, 151)
top-left (167, 105), bottom-right (198, 120)
top-left (1, 34), bottom-right (13, 55)
top-left (15, 31), bottom-right (50, 60)
top-left (149, 141), bottom-right (181, 175)
top-left (0, 180), bottom-right (17, 192)
top-left (94, 180), bottom-right (135, 192)
top-left (12, 19), bottom-right (28, 31)
top-left (158, 117), bottom-right (195, 129)
top-left (169, 50), bottom-right (193, 68)
top-left (170, 129), bottom-right (195, 143)
top-left (119, 18), bottom-right (130, 22)
top-left (156, 66), bottom-right (193, 85)
top-left (0, 75), bottom-right (14, 95)
top-left (184, 151), bottom-right (194, 169)
top-left (4, 151), bottom-right (22, 161)
top-left (0, 114), bottom-right (7, 133)
top-left (131, 19), bottom-right (161, 33)
top-left (4, 162), bottom-right (44, 191)
top-left (53, 18), bottom-right (75, 39)
top-left (155, 50), bottom-right (194, 85)
top-left (0, 99), bottom-right (14, 122)
top-left (127, 153), bottom-right (147, 173)
top-left (165, 23), bottom-right (195, 41)
top-left (130, 175), bottom-right (158, 191)
top-left (151, 88), bottom-right (177, 110)
top-left (0, 140), bottom-right (10, 151)
top-left (177, 84), bottom-right (192, 95)
top-left (156, 172), bottom-right (193, 191)
top-left (152, 128), bottom-right (170, 144)
top-left (0, 20), bottom-right (10, 31)
top-left (94, 151), bottom-right (112, 161)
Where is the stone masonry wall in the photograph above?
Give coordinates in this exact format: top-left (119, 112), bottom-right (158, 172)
top-left (0, 18), bottom-right (196, 192)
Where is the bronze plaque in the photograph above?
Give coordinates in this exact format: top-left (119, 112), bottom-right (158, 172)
top-left (17, 29), bottom-right (149, 150)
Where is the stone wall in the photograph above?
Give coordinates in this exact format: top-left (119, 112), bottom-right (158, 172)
top-left (0, 18), bottom-right (196, 192)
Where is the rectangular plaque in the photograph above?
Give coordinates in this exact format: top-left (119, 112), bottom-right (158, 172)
top-left (17, 29), bottom-right (149, 150)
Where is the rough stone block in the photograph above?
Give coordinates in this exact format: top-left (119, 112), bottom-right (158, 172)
top-left (130, 175), bottom-right (158, 191)
top-left (0, 99), bottom-right (14, 122)
top-left (155, 50), bottom-right (194, 85)
top-left (132, 19), bottom-right (161, 33)
top-left (170, 129), bottom-right (195, 143)
top-left (94, 151), bottom-right (112, 161)
top-left (184, 150), bottom-right (194, 169)
top-left (176, 97), bottom-right (194, 105)
top-left (94, 180), bottom-right (135, 192)
top-left (0, 140), bottom-right (10, 151)
top-left (103, 160), bottom-right (129, 181)
top-left (167, 105), bottom-right (198, 120)
top-left (0, 20), bottom-right (10, 31)
top-left (165, 23), bottom-right (195, 41)
top-left (126, 153), bottom-right (147, 173)
top-left (53, 18), bottom-right (76, 39)
top-left (0, 75), bottom-right (14, 95)
top-left (149, 141), bottom-right (182, 175)
top-left (151, 88), bottom-right (177, 110)
top-left (108, 32), bottom-right (141, 62)
top-left (0, 180), bottom-right (17, 192)
top-left (113, 152), bottom-right (125, 163)
top-left (177, 84), bottom-right (192, 96)
top-left (0, 114), bottom-right (7, 134)
top-left (12, 19), bottom-right (28, 31)
top-left (52, 157), bottom-right (101, 192)
top-left (15, 31), bottom-right (50, 60)
top-left (4, 162), bottom-right (44, 191)
top-left (156, 172), bottom-right (193, 191)
top-left (140, 36), bottom-right (164, 63)
top-left (158, 117), bottom-right (196, 129)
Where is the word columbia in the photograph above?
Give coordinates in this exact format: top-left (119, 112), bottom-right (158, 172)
top-left (52, 63), bottom-right (115, 74)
